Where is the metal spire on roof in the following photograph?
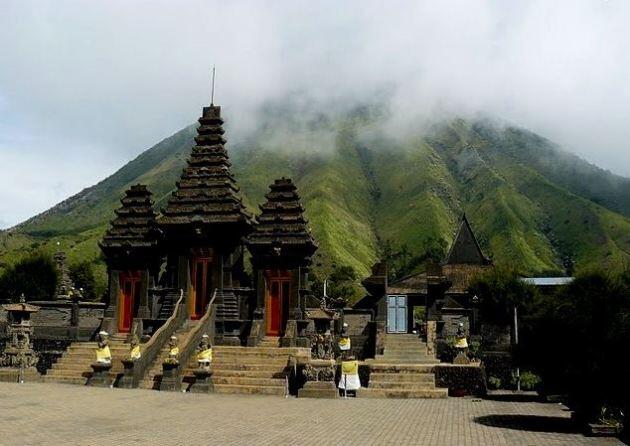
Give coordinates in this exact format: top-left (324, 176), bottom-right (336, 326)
top-left (211, 66), bottom-right (216, 105)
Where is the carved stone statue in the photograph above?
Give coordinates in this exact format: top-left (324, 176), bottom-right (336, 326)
top-left (128, 335), bottom-right (141, 361)
top-left (95, 331), bottom-right (112, 364)
top-left (196, 334), bottom-right (212, 369)
top-left (0, 295), bottom-right (40, 371)
top-left (164, 336), bottom-right (179, 365)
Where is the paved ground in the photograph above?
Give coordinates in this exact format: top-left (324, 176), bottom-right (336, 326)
top-left (0, 382), bottom-right (624, 446)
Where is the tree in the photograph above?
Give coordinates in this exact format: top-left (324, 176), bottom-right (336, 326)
top-left (0, 252), bottom-right (58, 301)
top-left (468, 266), bottom-right (536, 326)
top-left (311, 264), bottom-right (360, 308)
top-left (69, 261), bottom-right (97, 301)
top-left (527, 270), bottom-right (630, 425)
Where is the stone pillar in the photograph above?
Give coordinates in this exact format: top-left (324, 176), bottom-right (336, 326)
top-left (190, 369), bottom-right (214, 393)
top-left (118, 359), bottom-right (136, 389)
top-left (160, 362), bottom-right (181, 392)
top-left (104, 269), bottom-right (120, 319)
top-left (298, 359), bottom-right (338, 398)
top-left (88, 363), bottom-right (112, 387)
top-left (427, 320), bottom-right (437, 357)
top-left (288, 268), bottom-right (301, 320)
top-left (137, 269), bottom-right (150, 319)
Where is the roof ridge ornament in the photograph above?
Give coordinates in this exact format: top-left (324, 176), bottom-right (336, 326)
top-left (211, 65), bottom-right (216, 106)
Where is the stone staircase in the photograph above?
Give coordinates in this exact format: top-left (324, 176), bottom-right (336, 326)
top-left (359, 334), bottom-right (447, 398)
top-left (157, 289), bottom-right (179, 319)
top-left (184, 346), bottom-right (310, 395)
top-left (42, 338), bottom-right (129, 386)
top-left (140, 320), bottom-right (199, 390)
top-left (257, 336), bottom-right (280, 348)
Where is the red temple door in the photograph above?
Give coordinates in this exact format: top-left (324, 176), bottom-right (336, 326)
top-left (266, 271), bottom-right (291, 336)
top-left (191, 257), bottom-right (212, 320)
top-left (119, 271), bottom-right (141, 333)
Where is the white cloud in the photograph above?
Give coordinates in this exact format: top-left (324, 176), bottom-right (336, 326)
top-left (0, 0), bottom-right (629, 228)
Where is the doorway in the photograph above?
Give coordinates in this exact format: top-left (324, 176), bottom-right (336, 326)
top-left (191, 256), bottom-right (213, 320)
top-left (265, 270), bottom-right (291, 336)
top-left (119, 271), bottom-right (141, 333)
top-left (387, 294), bottom-right (408, 333)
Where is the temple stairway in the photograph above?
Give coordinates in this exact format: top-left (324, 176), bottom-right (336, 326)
top-left (42, 337), bottom-right (129, 385)
top-left (140, 320), bottom-right (199, 390)
top-left (183, 346), bottom-right (310, 395)
top-left (359, 334), bottom-right (447, 398)
top-left (257, 336), bottom-right (280, 347)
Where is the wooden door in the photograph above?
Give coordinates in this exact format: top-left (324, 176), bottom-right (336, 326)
top-left (191, 257), bottom-right (212, 320)
top-left (119, 271), bottom-right (141, 333)
top-left (387, 295), bottom-right (408, 333)
top-left (265, 270), bottom-right (291, 336)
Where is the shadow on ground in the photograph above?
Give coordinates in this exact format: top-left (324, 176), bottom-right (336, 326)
top-left (474, 414), bottom-right (578, 434)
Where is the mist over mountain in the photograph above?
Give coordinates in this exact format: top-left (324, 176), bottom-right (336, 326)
top-left (1, 96), bottom-right (628, 295)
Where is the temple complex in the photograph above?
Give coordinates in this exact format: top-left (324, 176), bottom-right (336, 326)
top-left (1, 101), bottom-right (488, 398)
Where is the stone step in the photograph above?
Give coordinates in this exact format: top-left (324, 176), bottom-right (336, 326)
top-left (49, 365), bottom-right (124, 374)
top-left (212, 376), bottom-right (286, 386)
top-left (367, 363), bottom-right (436, 373)
top-left (214, 384), bottom-right (285, 396)
top-left (369, 373), bottom-right (435, 383)
top-left (213, 357), bottom-right (308, 366)
top-left (45, 371), bottom-right (121, 379)
top-left (368, 381), bottom-right (436, 390)
top-left (357, 388), bottom-right (448, 399)
top-left (212, 363), bottom-right (287, 372)
top-left (41, 376), bottom-right (87, 385)
top-left (383, 348), bottom-right (428, 352)
top-left (373, 358), bottom-right (439, 364)
top-left (211, 370), bottom-right (286, 378)
top-left (214, 346), bottom-right (310, 355)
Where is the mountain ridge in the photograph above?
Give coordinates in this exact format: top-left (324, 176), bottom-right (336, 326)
top-left (1, 108), bottom-right (629, 298)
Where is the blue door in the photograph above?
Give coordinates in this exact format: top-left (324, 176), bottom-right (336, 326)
top-left (387, 295), bottom-right (407, 333)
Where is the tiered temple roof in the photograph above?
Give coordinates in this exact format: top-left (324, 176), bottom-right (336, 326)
top-left (248, 178), bottom-right (317, 260)
top-left (99, 184), bottom-right (159, 256)
top-left (444, 214), bottom-right (491, 265)
top-left (158, 105), bottom-right (252, 233)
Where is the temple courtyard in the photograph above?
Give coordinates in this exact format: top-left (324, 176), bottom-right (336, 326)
top-left (0, 382), bottom-right (623, 445)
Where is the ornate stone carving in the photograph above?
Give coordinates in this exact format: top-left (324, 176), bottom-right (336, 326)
top-left (310, 332), bottom-right (335, 360)
top-left (1, 295), bottom-right (39, 369)
top-left (302, 360), bottom-right (336, 382)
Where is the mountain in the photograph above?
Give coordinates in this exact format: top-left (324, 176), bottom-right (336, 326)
top-left (1, 104), bottom-right (629, 297)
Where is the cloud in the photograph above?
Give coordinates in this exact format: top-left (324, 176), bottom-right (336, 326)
top-left (0, 0), bottom-right (629, 227)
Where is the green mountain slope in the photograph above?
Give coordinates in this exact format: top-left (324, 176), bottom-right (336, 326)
top-left (1, 106), bottom-right (629, 298)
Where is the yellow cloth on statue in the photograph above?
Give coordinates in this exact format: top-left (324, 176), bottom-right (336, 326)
top-left (130, 345), bottom-right (141, 360)
top-left (339, 360), bottom-right (360, 390)
top-left (169, 346), bottom-right (180, 356)
top-left (95, 346), bottom-right (111, 363)
top-left (338, 337), bottom-right (351, 351)
top-left (454, 337), bottom-right (468, 349)
top-left (197, 348), bottom-right (212, 362)
top-left (341, 360), bottom-right (359, 375)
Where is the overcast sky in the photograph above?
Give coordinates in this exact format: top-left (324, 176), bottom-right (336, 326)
top-left (1, 0), bottom-right (629, 229)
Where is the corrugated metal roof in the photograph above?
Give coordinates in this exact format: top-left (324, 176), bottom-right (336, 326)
top-left (520, 277), bottom-right (574, 286)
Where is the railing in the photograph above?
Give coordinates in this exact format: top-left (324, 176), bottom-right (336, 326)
top-left (128, 289), bottom-right (186, 388)
top-left (174, 289), bottom-right (218, 384)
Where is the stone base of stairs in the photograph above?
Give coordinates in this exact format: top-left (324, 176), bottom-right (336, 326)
top-left (298, 381), bottom-right (339, 398)
top-left (183, 346), bottom-right (309, 396)
top-left (43, 340), bottom-right (129, 386)
top-left (360, 334), bottom-right (448, 399)
top-left (357, 388), bottom-right (448, 398)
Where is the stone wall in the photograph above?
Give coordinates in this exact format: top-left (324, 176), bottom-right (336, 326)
top-left (342, 310), bottom-right (375, 360)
